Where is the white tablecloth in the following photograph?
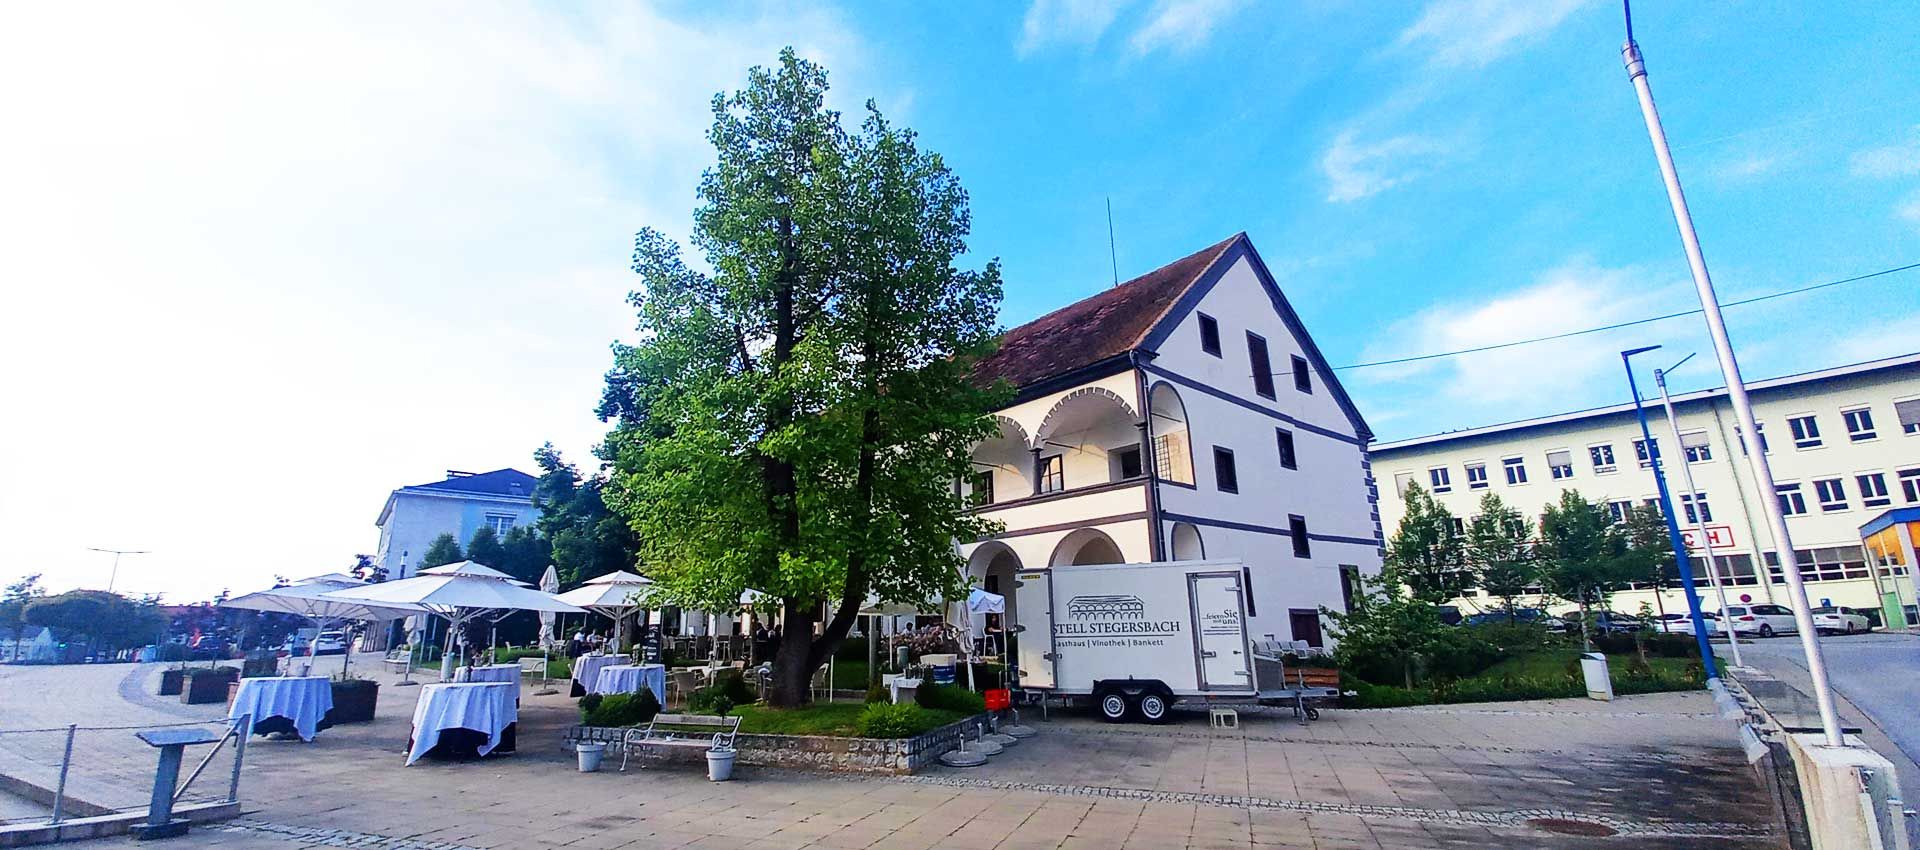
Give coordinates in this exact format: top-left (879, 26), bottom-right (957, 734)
top-left (407, 683), bottom-right (516, 766)
top-left (591, 664), bottom-right (666, 701)
top-left (570, 654), bottom-right (624, 692)
top-left (456, 664), bottom-right (519, 684)
top-left (229, 676), bottom-right (333, 742)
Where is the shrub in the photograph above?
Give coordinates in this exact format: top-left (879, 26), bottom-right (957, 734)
top-left (688, 684), bottom-right (737, 716)
top-left (856, 703), bottom-right (938, 738)
top-left (914, 683), bottom-right (985, 715)
top-left (581, 690), bottom-right (662, 727)
top-left (865, 684), bottom-right (890, 704)
top-left (709, 670), bottom-right (755, 705)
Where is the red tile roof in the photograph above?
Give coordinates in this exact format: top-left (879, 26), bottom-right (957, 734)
top-left (974, 233), bottom-right (1242, 389)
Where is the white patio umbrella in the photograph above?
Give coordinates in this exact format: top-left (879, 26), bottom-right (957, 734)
top-left (322, 561), bottom-right (583, 681)
top-left (222, 576), bottom-right (423, 676)
top-left (554, 571), bottom-right (654, 653)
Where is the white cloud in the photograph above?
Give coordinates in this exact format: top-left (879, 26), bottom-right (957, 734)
top-left (1710, 152), bottom-right (1786, 182)
top-left (0, 3), bottom-right (866, 601)
top-left (1018, 0), bottom-right (1127, 55)
top-left (1898, 189), bottom-right (1920, 231)
top-left (1850, 128), bottom-right (1920, 178)
top-left (1394, 0), bottom-right (1590, 69)
top-left (1128, 0), bottom-right (1245, 57)
top-left (1321, 130), bottom-right (1446, 202)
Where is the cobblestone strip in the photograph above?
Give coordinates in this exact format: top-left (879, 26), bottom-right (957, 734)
top-left (219, 819), bottom-right (480, 850)
top-left (1042, 725), bottom-right (1703, 761)
top-left (1361, 706), bottom-right (1720, 719)
top-left (891, 775), bottom-right (1776, 839)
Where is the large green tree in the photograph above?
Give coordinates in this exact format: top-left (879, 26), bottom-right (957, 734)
top-left (2, 574), bottom-right (45, 658)
top-left (531, 444), bottom-right (639, 587)
top-left (1536, 490), bottom-right (1641, 648)
top-left (1386, 483), bottom-right (1467, 604)
top-left (25, 590), bottom-right (167, 656)
top-left (466, 526), bottom-right (507, 570)
top-left (602, 50), bottom-right (1004, 706)
top-left (1464, 493), bottom-right (1535, 616)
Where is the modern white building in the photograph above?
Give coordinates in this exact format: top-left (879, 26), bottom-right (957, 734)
top-left (1371, 353), bottom-right (1920, 627)
top-left (374, 468), bottom-right (542, 580)
top-left (960, 233), bottom-right (1384, 648)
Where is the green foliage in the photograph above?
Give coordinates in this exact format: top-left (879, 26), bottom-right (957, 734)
top-left (531, 445), bottom-right (641, 588)
top-left (490, 646), bottom-right (570, 678)
top-left (2, 574), bottom-right (45, 646)
top-left (466, 526), bottom-right (506, 570)
top-left (580, 690), bottom-right (662, 727)
top-left (599, 49), bottom-right (1006, 706)
top-left (1325, 565), bottom-right (1456, 688)
top-left (913, 682), bottom-right (986, 715)
top-left (1536, 490), bottom-right (1641, 646)
top-left (1387, 483), bottom-right (1468, 604)
top-left (688, 685), bottom-right (736, 717)
top-left (1340, 652), bottom-right (1704, 708)
top-left (856, 702), bottom-right (939, 738)
top-left (1465, 493), bottom-right (1536, 612)
top-left (728, 702), bottom-right (969, 737)
top-left (417, 534), bottom-right (463, 572)
top-left (23, 590), bottom-right (168, 652)
top-left (865, 683), bottom-right (890, 704)
top-left (1592, 631), bottom-right (1698, 658)
top-left (1621, 504), bottom-right (1677, 588)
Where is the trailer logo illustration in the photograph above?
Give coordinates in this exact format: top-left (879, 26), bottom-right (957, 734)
top-left (1056, 594), bottom-right (1181, 640)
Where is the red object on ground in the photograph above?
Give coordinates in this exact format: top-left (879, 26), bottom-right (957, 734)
top-left (984, 689), bottom-right (1010, 711)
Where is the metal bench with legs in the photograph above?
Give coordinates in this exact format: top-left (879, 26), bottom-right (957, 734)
top-left (618, 713), bottom-right (741, 772)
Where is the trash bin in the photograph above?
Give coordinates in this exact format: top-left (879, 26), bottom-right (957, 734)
top-left (707, 747), bottom-right (737, 781)
top-left (576, 743), bottom-right (605, 772)
top-left (1579, 652), bottom-right (1613, 701)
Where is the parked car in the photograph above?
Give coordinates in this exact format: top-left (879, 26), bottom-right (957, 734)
top-left (1654, 611), bottom-right (1724, 636)
top-left (1720, 604), bottom-right (1799, 637)
top-left (1811, 606), bottom-right (1872, 635)
top-left (1561, 611), bottom-right (1646, 634)
top-left (1462, 608), bottom-right (1561, 629)
top-left (283, 629), bottom-right (348, 656)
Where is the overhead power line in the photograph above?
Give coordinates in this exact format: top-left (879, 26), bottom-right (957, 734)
top-left (1333, 261), bottom-right (1920, 371)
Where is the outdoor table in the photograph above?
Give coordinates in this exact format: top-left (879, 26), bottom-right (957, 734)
top-left (228, 675), bottom-right (333, 741)
top-left (591, 663), bottom-right (666, 702)
top-left (455, 663), bottom-right (519, 684)
top-left (570, 653), bottom-right (624, 697)
top-left (407, 682), bottom-right (516, 765)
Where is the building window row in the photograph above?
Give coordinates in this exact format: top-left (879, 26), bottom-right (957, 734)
top-left (1197, 312), bottom-right (1314, 402)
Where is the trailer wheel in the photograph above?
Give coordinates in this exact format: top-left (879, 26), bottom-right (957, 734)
top-left (1303, 706), bottom-right (1320, 721)
top-left (1097, 691), bottom-right (1129, 723)
top-left (1137, 692), bottom-right (1170, 724)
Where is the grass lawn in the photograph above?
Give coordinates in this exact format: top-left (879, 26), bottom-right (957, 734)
top-left (729, 702), bottom-right (970, 737)
top-left (1480, 649), bottom-right (1696, 680)
top-left (1343, 648), bottom-right (1704, 709)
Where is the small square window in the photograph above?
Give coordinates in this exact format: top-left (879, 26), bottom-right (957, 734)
top-left (1198, 314), bottom-right (1221, 357)
top-left (1292, 355), bottom-right (1312, 394)
top-left (1113, 445), bottom-right (1143, 480)
top-left (1275, 428), bottom-right (1297, 470)
top-left (1607, 500), bottom-right (1633, 523)
top-left (1428, 467), bottom-right (1452, 493)
top-left (484, 514), bottom-right (516, 535)
top-left (1289, 514), bottom-right (1310, 558)
top-left (1465, 463), bottom-right (1488, 489)
top-left (1502, 457), bottom-right (1528, 485)
top-left (1858, 472), bottom-right (1891, 508)
top-left (1679, 430), bottom-right (1712, 463)
top-left (1589, 444), bottom-right (1616, 472)
top-left (1213, 446), bottom-right (1238, 493)
top-left (1776, 482), bottom-right (1808, 516)
top-left (1737, 423), bottom-right (1770, 455)
top-left (1546, 450), bottom-right (1573, 480)
top-left (1898, 468), bottom-right (1920, 504)
top-left (1813, 477), bottom-right (1847, 512)
top-left (1843, 408), bottom-right (1877, 442)
top-left (1633, 437), bottom-right (1660, 468)
top-left (1679, 492), bottom-right (1712, 524)
top-left (1789, 415), bottom-right (1822, 449)
top-left (1038, 455), bottom-right (1064, 494)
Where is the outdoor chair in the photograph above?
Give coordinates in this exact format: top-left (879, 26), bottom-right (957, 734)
top-left (667, 670), bottom-right (700, 707)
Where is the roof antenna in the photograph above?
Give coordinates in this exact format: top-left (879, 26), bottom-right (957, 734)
top-left (1105, 197), bottom-right (1119, 286)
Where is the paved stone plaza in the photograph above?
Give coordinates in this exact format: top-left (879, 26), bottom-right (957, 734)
top-left (1, 658), bottom-right (1784, 849)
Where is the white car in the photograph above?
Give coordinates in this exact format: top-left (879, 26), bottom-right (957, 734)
top-left (1720, 604), bottom-right (1799, 637)
top-left (1657, 612), bottom-right (1722, 636)
top-left (1811, 606), bottom-right (1872, 635)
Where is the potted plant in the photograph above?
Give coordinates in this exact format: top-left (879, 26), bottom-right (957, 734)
top-left (182, 667), bottom-right (239, 704)
top-left (157, 644), bottom-right (191, 695)
top-left (324, 674), bottom-right (379, 725)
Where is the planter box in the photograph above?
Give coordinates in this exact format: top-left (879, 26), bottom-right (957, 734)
top-left (158, 669), bottom-right (185, 696)
top-left (226, 681), bottom-right (240, 707)
top-left (1294, 668), bottom-right (1341, 689)
top-left (567, 711), bottom-right (988, 775)
top-left (182, 669), bottom-right (239, 704)
top-left (323, 680), bottom-right (379, 726)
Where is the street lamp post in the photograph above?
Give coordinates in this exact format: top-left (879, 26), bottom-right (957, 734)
top-left (87, 547), bottom-right (150, 594)
top-left (1621, 346), bottom-right (1717, 677)
top-left (1622, 3), bottom-right (1843, 746)
top-left (1653, 361), bottom-right (1744, 669)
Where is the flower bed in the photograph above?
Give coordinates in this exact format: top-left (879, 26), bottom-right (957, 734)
top-left (566, 710), bottom-right (989, 775)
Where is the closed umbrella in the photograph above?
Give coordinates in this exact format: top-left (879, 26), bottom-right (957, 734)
top-left (323, 561), bottom-right (583, 681)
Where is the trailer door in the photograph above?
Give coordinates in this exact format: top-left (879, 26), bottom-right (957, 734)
top-left (1013, 570), bottom-right (1056, 689)
top-left (1188, 572), bottom-right (1250, 691)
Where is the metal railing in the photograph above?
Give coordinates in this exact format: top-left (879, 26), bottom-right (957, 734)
top-left (0, 716), bottom-right (245, 829)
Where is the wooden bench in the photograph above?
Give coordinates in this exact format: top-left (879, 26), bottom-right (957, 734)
top-left (618, 713), bottom-right (741, 772)
top-left (380, 649), bottom-right (412, 674)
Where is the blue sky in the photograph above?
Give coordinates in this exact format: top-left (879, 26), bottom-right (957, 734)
top-left (3, 1), bottom-right (1916, 599)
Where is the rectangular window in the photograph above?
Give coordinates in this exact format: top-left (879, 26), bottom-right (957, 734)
top-left (1633, 437), bottom-right (1660, 468)
top-left (1737, 423), bottom-right (1770, 455)
top-left (1428, 466), bottom-right (1452, 493)
top-left (1247, 333), bottom-right (1275, 399)
top-left (1589, 443), bottom-right (1617, 472)
top-left (1502, 456), bottom-right (1528, 485)
top-left (1393, 471), bottom-right (1414, 497)
top-left (1765, 546), bottom-right (1870, 584)
top-left (484, 514), bottom-right (516, 535)
top-left (1274, 428), bottom-right (1297, 470)
top-left (968, 471), bottom-right (994, 506)
top-left (1289, 514), bottom-right (1310, 558)
top-left (1788, 414), bottom-right (1822, 449)
top-left (1843, 407), bottom-right (1877, 442)
top-left (1213, 446), bottom-right (1238, 493)
top-left (1292, 355), bottom-right (1312, 393)
top-left (1679, 492), bottom-right (1712, 524)
top-left (1858, 472), bottom-right (1891, 508)
top-left (1680, 430), bottom-right (1712, 463)
top-left (1901, 468), bottom-right (1920, 504)
top-left (1038, 455), bottom-right (1064, 494)
top-left (1446, 517), bottom-right (1465, 538)
top-left (1153, 431), bottom-right (1193, 485)
top-left (1113, 445), bottom-right (1143, 480)
top-left (1813, 477), bottom-right (1847, 512)
top-left (1338, 565), bottom-right (1361, 612)
top-left (1607, 500), bottom-right (1633, 523)
top-left (1898, 398), bottom-right (1920, 435)
top-left (1777, 482), bottom-right (1808, 516)
top-left (1465, 462), bottom-right (1488, 489)
top-left (1547, 450), bottom-right (1573, 480)
top-left (1198, 313), bottom-right (1221, 357)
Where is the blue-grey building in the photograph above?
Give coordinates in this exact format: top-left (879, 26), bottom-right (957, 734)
top-left (374, 469), bottom-right (541, 579)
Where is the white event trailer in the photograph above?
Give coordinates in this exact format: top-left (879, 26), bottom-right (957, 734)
top-left (1011, 559), bottom-right (1335, 723)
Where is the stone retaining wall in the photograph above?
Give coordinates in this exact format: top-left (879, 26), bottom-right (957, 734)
top-left (566, 712), bottom-right (986, 775)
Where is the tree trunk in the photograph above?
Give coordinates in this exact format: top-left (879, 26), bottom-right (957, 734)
top-left (1577, 600), bottom-right (1592, 651)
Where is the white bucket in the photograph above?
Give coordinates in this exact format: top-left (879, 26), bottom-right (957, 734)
top-left (576, 742), bottom-right (606, 772)
top-left (706, 747), bottom-right (737, 781)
